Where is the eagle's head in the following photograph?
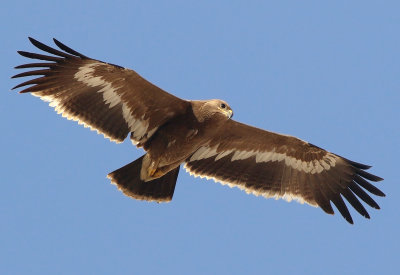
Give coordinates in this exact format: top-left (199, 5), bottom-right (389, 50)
top-left (205, 99), bottom-right (233, 119)
top-left (191, 99), bottom-right (233, 122)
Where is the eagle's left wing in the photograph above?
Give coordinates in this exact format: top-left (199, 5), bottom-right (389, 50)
top-left (184, 119), bottom-right (384, 223)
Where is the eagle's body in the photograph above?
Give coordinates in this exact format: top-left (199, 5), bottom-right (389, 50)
top-left (139, 100), bottom-right (231, 181)
top-left (12, 38), bottom-right (385, 224)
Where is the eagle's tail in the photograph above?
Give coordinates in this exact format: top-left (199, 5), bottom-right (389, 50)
top-left (107, 156), bottom-right (180, 202)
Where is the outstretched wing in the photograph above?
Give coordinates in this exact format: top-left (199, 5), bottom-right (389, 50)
top-left (184, 119), bottom-right (384, 224)
top-left (12, 37), bottom-right (189, 145)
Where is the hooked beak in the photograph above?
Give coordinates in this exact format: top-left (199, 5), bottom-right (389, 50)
top-left (227, 109), bottom-right (233, 119)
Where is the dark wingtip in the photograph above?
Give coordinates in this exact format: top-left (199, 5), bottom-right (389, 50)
top-left (11, 84), bottom-right (21, 90)
top-left (19, 89), bottom-right (32, 94)
top-left (17, 50), bottom-right (28, 57)
top-left (52, 38), bottom-right (88, 58)
top-left (28, 36), bottom-right (37, 44)
top-left (346, 159), bottom-right (372, 170)
top-left (357, 168), bottom-right (384, 182)
top-left (11, 84), bottom-right (30, 92)
top-left (28, 37), bottom-right (44, 49)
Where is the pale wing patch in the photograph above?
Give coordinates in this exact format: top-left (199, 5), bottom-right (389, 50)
top-left (189, 146), bottom-right (338, 174)
top-left (74, 62), bottom-right (152, 143)
top-left (231, 150), bottom-right (254, 161)
top-left (122, 105), bottom-right (149, 140)
top-left (74, 62), bottom-right (124, 110)
top-left (189, 146), bottom-right (218, 161)
top-left (103, 88), bottom-right (121, 108)
top-left (74, 62), bottom-right (123, 108)
top-left (183, 163), bottom-right (312, 206)
top-left (214, 149), bottom-right (234, 161)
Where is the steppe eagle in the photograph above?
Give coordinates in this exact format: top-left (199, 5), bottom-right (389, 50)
top-left (12, 38), bottom-right (385, 224)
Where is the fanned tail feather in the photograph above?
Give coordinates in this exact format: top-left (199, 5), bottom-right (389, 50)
top-left (107, 156), bottom-right (180, 202)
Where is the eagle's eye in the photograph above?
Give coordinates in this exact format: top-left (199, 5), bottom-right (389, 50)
top-left (220, 103), bottom-right (226, 109)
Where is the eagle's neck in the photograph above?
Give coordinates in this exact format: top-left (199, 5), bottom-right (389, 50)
top-left (190, 100), bottom-right (223, 123)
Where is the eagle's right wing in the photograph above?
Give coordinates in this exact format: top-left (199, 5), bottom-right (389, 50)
top-left (12, 37), bottom-right (189, 145)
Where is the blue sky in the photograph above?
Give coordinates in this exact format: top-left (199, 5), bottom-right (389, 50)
top-left (1, 1), bottom-right (399, 274)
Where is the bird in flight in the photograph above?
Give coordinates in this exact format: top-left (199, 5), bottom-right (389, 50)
top-left (12, 37), bottom-right (385, 224)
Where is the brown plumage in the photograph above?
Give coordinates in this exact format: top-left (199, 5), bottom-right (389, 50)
top-left (12, 37), bottom-right (385, 224)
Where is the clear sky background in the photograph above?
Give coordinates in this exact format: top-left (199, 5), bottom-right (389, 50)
top-left (1, 1), bottom-right (399, 274)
